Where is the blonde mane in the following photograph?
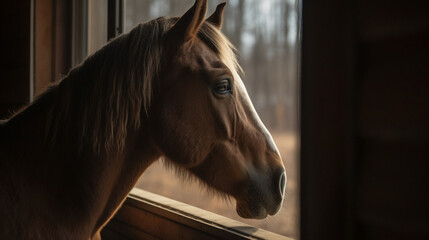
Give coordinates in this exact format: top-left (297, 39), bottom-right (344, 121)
top-left (24, 17), bottom-right (242, 155)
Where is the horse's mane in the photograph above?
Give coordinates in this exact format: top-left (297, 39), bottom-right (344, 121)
top-left (16, 17), bottom-right (241, 156)
top-left (37, 17), bottom-right (169, 154)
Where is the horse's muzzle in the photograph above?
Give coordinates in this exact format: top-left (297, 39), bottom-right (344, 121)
top-left (236, 168), bottom-right (287, 219)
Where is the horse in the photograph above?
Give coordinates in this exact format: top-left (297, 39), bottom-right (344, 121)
top-left (0, 1), bottom-right (286, 239)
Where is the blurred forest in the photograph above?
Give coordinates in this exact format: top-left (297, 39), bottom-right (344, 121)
top-left (126, 0), bottom-right (299, 132)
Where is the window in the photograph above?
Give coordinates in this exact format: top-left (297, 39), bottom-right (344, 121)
top-left (71, 0), bottom-right (108, 66)
top-left (125, 0), bottom-right (300, 238)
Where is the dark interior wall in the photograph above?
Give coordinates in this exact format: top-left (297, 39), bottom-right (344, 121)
top-left (355, 0), bottom-right (429, 239)
top-left (0, 0), bottom-right (71, 119)
top-left (301, 0), bottom-right (429, 239)
top-left (0, 1), bottom-right (32, 119)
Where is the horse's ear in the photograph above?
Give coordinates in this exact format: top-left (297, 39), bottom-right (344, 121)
top-left (207, 2), bottom-right (226, 29)
top-left (169, 0), bottom-right (207, 42)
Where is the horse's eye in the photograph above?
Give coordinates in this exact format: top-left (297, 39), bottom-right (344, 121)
top-left (213, 79), bottom-right (232, 95)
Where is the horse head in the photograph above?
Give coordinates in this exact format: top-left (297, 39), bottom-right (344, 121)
top-left (149, 0), bottom-right (286, 219)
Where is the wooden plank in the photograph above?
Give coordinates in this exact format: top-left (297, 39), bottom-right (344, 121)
top-left (104, 188), bottom-right (293, 240)
top-left (128, 188), bottom-right (292, 240)
top-left (113, 204), bottom-right (219, 240)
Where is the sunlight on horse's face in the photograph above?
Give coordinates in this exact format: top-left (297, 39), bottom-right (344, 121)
top-left (149, 0), bottom-right (286, 219)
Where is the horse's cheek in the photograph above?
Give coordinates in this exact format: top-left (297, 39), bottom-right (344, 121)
top-left (210, 97), bottom-right (235, 139)
top-left (151, 100), bottom-right (204, 166)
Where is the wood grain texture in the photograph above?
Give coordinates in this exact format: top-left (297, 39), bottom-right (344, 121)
top-left (102, 188), bottom-right (292, 240)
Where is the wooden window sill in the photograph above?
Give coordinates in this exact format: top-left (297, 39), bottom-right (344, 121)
top-left (102, 188), bottom-right (293, 240)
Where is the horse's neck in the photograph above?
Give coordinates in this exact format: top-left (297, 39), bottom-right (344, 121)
top-left (1, 88), bottom-right (161, 236)
top-left (91, 133), bottom-right (160, 233)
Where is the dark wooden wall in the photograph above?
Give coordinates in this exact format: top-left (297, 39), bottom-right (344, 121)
top-left (0, 1), bottom-right (32, 119)
top-left (301, 0), bottom-right (429, 239)
top-left (0, 0), bottom-right (71, 119)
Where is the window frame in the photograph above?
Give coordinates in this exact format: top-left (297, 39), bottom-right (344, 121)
top-left (102, 188), bottom-right (292, 240)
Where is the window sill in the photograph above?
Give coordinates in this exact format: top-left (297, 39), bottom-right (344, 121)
top-left (101, 188), bottom-right (293, 240)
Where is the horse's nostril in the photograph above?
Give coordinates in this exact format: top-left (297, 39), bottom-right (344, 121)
top-left (279, 172), bottom-right (286, 197)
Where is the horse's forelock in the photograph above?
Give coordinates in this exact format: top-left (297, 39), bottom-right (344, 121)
top-left (198, 22), bottom-right (243, 80)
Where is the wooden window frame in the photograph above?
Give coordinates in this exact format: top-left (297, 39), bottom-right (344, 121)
top-left (33, 0), bottom-right (72, 99)
top-left (102, 188), bottom-right (292, 240)
top-left (107, 0), bottom-right (124, 40)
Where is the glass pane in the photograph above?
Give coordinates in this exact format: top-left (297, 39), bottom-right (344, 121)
top-left (126, 0), bottom-right (299, 238)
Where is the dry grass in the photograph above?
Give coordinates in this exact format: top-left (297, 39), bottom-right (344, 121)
top-left (135, 132), bottom-right (299, 239)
